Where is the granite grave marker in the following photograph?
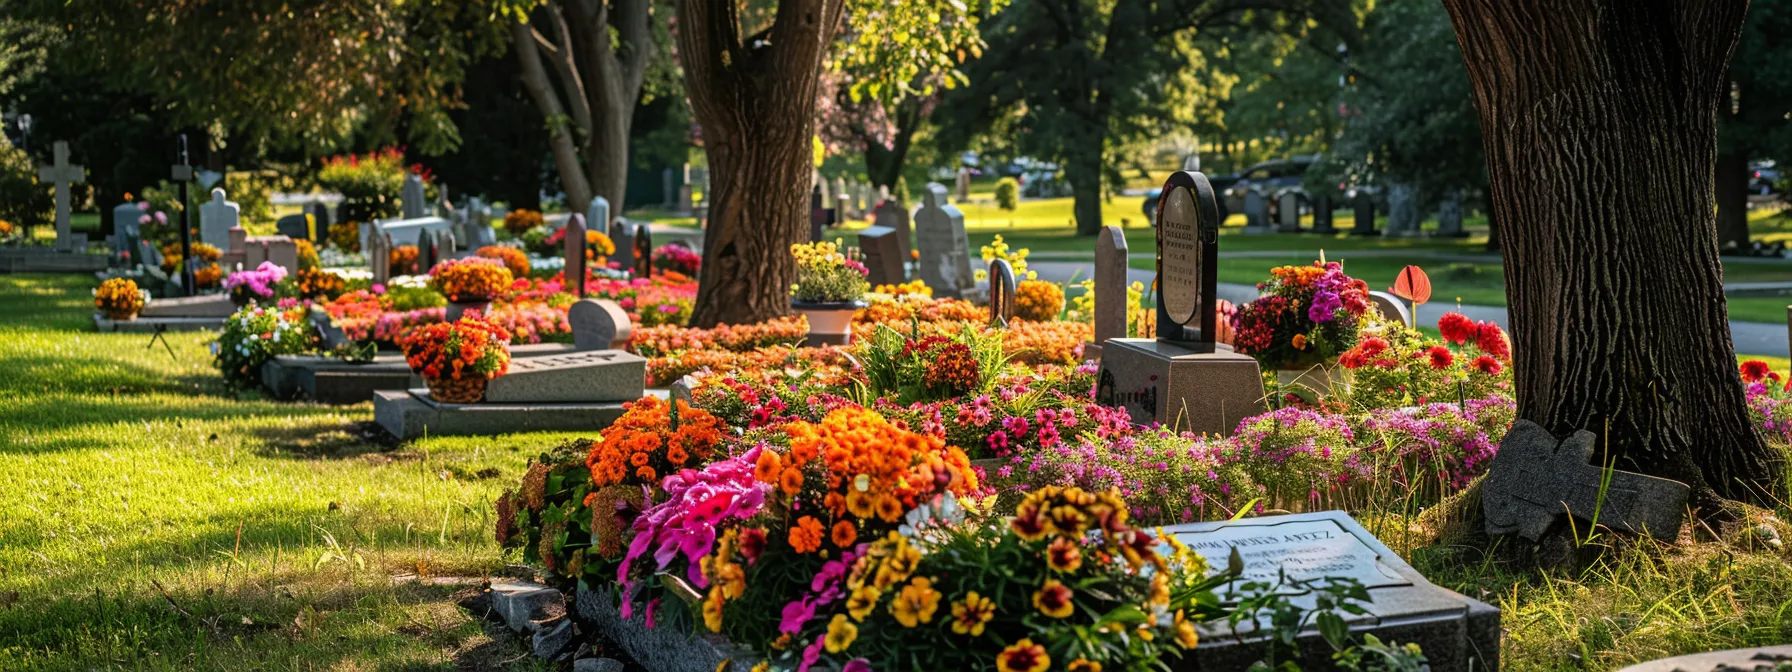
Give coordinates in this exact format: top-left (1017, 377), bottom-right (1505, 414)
top-left (913, 183), bottom-right (975, 299)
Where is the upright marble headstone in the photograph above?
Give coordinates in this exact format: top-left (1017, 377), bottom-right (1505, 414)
top-left (199, 188), bottom-right (240, 249)
top-left (632, 224), bottom-right (653, 278)
top-left (872, 199), bottom-right (912, 264)
top-left (662, 168), bottom-right (677, 209)
top-left (1276, 190), bottom-right (1303, 233)
top-left (987, 259), bottom-right (1017, 326)
top-left (1384, 183), bottom-right (1420, 237)
top-left (913, 184), bottom-right (975, 299)
top-left (586, 196), bottom-right (611, 238)
top-left (837, 191), bottom-right (853, 222)
top-left (466, 198), bottom-right (497, 248)
top-left (416, 228), bottom-right (438, 274)
top-left (1310, 194), bottom-right (1337, 234)
top-left (810, 185), bottom-right (829, 243)
top-left (611, 219), bottom-right (636, 272)
top-left (401, 174), bottom-right (427, 220)
top-left (568, 298), bottom-right (634, 351)
top-left (1350, 191), bottom-right (1378, 236)
top-left (112, 203), bottom-right (144, 266)
top-left (1098, 171), bottom-right (1265, 433)
top-left (37, 141), bottom-right (85, 251)
top-left (276, 213), bottom-right (314, 241)
top-left (564, 214), bottom-right (588, 297)
top-left (435, 229), bottom-right (456, 260)
top-left (1093, 225), bottom-right (1130, 346)
top-left (955, 168), bottom-right (971, 203)
top-left (370, 233), bottom-right (392, 286)
top-left (858, 226), bottom-right (906, 287)
top-left (1240, 189), bottom-right (1272, 233)
top-left (677, 164), bottom-right (694, 214)
top-left (1436, 190), bottom-right (1467, 238)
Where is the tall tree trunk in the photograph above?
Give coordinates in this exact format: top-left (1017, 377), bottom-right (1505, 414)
top-left (1715, 148), bottom-right (1751, 250)
top-left (680, 0), bottom-right (847, 327)
top-left (1442, 0), bottom-right (1779, 506)
top-left (1069, 146), bottom-right (1103, 236)
top-left (863, 97), bottom-right (923, 189)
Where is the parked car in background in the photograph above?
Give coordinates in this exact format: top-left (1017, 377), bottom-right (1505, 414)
top-left (1141, 171), bottom-right (1243, 224)
top-left (1019, 170), bottom-right (1074, 198)
top-left (1751, 160), bottom-right (1779, 195)
top-left (1220, 156), bottom-right (1319, 212)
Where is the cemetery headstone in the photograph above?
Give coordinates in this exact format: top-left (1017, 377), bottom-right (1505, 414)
top-left (987, 259), bottom-right (1017, 326)
top-left (612, 220), bottom-right (636, 272)
top-left (370, 233), bottom-right (392, 286)
top-left (564, 214), bottom-right (589, 298)
top-left (360, 216), bottom-right (455, 254)
top-left (1310, 194), bottom-right (1337, 234)
top-left (1160, 511), bottom-right (1500, 672)
top-left (955, 168), bottom-right (971, 203)
top-left (678, 164), bottom-right (695, 214)
top-left (373, 350), bottom-right (647, 438)
top-left (416, 228), bottom-right (438, 274)
top-left (857, 226), bottom-right (906, 287)
top-left (1097, 171), bottom-right (1265, 434)
top-left (586, 196), bottom-right (611, 237)
top-left (308, 201), bottom-right (332, 240)
top-left (112, 202), bottom-right (143, 267)
top-left (872, 198), bottom-right (912, 264)
top-left (1365, 291), bottom-right (1412, 327)
top-left (435, 229), bottom-right (456, 260)
top-left (275, 213), bottom-right (314, 242)
top-left (662, 168), bottom-right (677, 209)
top-left (402, 174), bottom-right (427, 219)
top-left (568, 298), bottom-right (634, 351)
top-left (834, 177), bottom-right (852, 218)
top-left (1091, 226), bottom-right (1130, 353)
top-left (912, 183), bottom-right (975, 299)
top-left (1240, 189), bottom-right (1273, 233)
top-left (1276, 190), bottom-right (1303, 233)
top-left (632, 224), bottom-right (653, 278)
top-left (1384, 183), bottom-right (1421, 236)
top-left (199, 189), bottom-right (241, 249)
top-left (38, 142), bottom-right (86, 251)
top-left (1483, 420), bottom-right (1689, 541)
top-left (1616, 646), bottom-right (1792, 672)
top-left (484, 350), bottom-right (646, 403)
top-left (810, 185), bottom-right (828, 243)
top-left (467, 198), bottom-right (497, 248)
top-left (1436, 190), bottom-right (1467, 237)
top-left (1350, 191), bottom-right (1378, 236)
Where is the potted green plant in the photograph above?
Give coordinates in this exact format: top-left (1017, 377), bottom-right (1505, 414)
top-left (789, 240), bottom-right (869, 345)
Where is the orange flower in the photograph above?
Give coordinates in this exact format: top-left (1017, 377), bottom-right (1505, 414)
top-left (997, 639), bottom-right (1050, 672)
top-left (789, 516), bottom-right (824, 553)
top-left (584, 396), bottom-right (724, 490)
top-left (1046, 537), bottom-right (1082, 573)
top-left (1291, 333), bottom-right (1309, 350)
top-left (831, 520), bottom-right (858, 548)
top-left (1032, 579), bottom-right (1075, 619)
top-left (1068, 660), bottom-right (1103, 672)
top-left (779, 467), bottom-right (806, 495)
top-left (754, 449), bottom-right (783, 483)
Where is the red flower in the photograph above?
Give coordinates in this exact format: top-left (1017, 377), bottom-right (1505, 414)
top-left (1741, 360), bottom-right (1772, 383)
top-left (1425, 346), bottom-right (1454, 369)
top-left (1438, 312), bottom-right (1475, 345)
top-left (1471, 355), bottom-right (1503, 376)
top-left (1475, 322), bottom-right (1510, 359)
top-left (1338, 337), bottom-right (1389, 369)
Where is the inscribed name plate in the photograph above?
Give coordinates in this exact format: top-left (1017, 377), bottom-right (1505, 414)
top-left (1167, 518), bottom-right (1407, 592)
top-left (1158, 186), bottom-right (1201, 325)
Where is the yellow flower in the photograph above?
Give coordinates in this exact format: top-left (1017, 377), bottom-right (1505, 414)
top-left (996, 639), bottom-right (1050, 672)
top-left (750, 663), bottom-right (770, 672)
top-left (702, 589), bottom-right (725, 632)
top-left (1032, 579), bottom-right (1075, 619)
top-left (889, 576), bottom-right (942, 627)
top-left (1068, 659), bottom-right (1103, 672)
top-left (825, 613), bottom-right (858, 653)
top-left (1147, 573), bottom-right (1170, 608)
top-left (1173, 609), bottom-right (1200, 648)
top-left (846, 585), bottom-right (880, 622)
top-left (949, 591), bottom-right (995, 636)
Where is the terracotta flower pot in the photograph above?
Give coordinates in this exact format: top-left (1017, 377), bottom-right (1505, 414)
top-left (426, 375), bottom-right (488, 403)
top-left (792, 299), bottom-right (866, 347)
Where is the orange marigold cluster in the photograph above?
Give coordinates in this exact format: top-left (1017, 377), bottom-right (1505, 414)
top-left (429, 257), bottom-right (515, 302)
top-left (1003, 319), bottom-right (1091, 367)
top-left (503, 209), bottom-right (545, 235)
top-left (400, 315), bottom-right (512, 381)
top-left (760, 408), bottom-right (979, 553)
top-left (475, 245), bottom-right (532, 278)
top-left (585, 396), bottom-right (724, 488)
top-left (644, 346), bottom-right (855, 388)
top-left (292, 267), bottom-right (347, 301)
top-left (390, 245), bottom-right (421, 275)
top-left (1014, 279), bottom-right (1065, 322)
top-left (192, 264), bottom-right (223, 288)
top-left (94, 277), bottom-right (145, 318)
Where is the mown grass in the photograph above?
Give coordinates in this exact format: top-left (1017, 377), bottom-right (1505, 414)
top-left (0, 274), bottom-right (562, 671)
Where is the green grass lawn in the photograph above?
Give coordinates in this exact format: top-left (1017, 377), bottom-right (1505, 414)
top-left (0, 275), bottom-right (555, 670)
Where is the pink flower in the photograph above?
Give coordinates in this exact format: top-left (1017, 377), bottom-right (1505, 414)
top-left (779, 599), bottom-right (816, 635)
top-left (136, 201), bottom-right (150, 212)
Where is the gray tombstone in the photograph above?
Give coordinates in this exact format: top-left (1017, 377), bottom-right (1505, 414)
top-left (987, 259), bottom-right (1017, 326)
top-left (1275, 190), bottom-right (1303, 233)
top-left (1240, 189), bottom-right (1272, 233)
top-left (564, 214), bottom-right (588, 297)
top-left (955, 168), bottom-right (971, 203)
top-left (568, 298), bottom-right (633, 351)
top-left (586, 196), bottom-right (611, 238)
top-left (1094, 226), bottom-right (1130, 345)
top-left (1384, 183), bottom-right (1421, 236)
top-left (112, 203), bottom-right (144, 266)
top-left (1350, 191), bottom-right (1378, 236)
top-left (632, 224), bottom-right (653, 278)
top-left (1366, 290), bottom-right (1412, 327)
top-left (276, 213), bottom-right (314, 242)
top-left (858, 226), bottom-right (906, 287)
top-left (415, 228), bottom-right (438, 274)
top-left (370, 233), bottom-right (392, 286)
top-left (401, 174), bottom-right (427, 220)
top-left (810, 185), bottom-right (828, 243)
top-left (612, 219), bottom-right (636, 272)
top-left (37, 141), bottom-right (86, 251)
top-left (199, 188), bottom-right (241, 249)
top-left (1483, 420), bottom-right (1690, 541)
top-left (1436, 190), bottom-right (1466, 237)
top-left (662, 168), bottom-right (677, 209)
top-left (1310, 194), bottom-right (1337, 234)
top-left (467, 197), bottom-right (497, 249)
top-left (834, 177), bottom-right (851, 217)
top-left (872, 198), bottom-right (912, 265)
top-left (913, 183), bottom-right (974, 299)
top-left (677, 164), bottom-right (695, 214)
top-left (482, 350), bottom-right (648, 404)
top-left (435, 229), bottom-right (457, 261)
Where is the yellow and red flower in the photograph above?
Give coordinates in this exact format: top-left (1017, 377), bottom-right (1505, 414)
top-left (949, 591), bottom-right (995, 636)
top-left (997, 639), bottom-right (1050, 672)
top-left (1032, 579), bottom-right (1075, 619)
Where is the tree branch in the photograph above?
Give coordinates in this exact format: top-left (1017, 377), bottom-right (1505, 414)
top-left (512, 18), bottom-right (594, 206)
top-left (543, 5), bottom-right (594, 136)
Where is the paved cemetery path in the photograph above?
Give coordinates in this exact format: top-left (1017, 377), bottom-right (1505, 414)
top-left (1027, 260), bottom-right (1791, 358)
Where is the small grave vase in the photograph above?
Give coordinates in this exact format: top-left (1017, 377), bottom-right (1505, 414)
top-left (1275, 361), bottom-right (1346, 396)
top-left (426, 374), bottom-right (488, 404)
top-left (791, 299), bottom-right (865, 347)
top-left (100, 308), bottom-right (139, 321)
top-left (445, 300), bottom-right (492, 323)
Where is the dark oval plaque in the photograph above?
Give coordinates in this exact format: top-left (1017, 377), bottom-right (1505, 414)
top-left (1157, 185), bottom-right (1201, 326)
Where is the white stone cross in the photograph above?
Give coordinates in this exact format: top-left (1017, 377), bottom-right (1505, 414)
top-left (37, 141), bottom-right (85, 251)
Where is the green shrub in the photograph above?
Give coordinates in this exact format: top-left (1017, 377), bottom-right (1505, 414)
top-left (0, 135), bottom-right (51, 234)
top-left (994, 177), bottom-right (1020, 211)
top-left (316, 148), bottom-right (408, 222)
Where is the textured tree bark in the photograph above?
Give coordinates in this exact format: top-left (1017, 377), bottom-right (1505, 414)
top-left (1714, 149), bottom-right (1751, 250)
top-left (1069, 146), bottom-right (1104, 237)
top-left (680, 0), bottom-right (847, 327)
top-left (1441, 0), bottom-right (1780, 506)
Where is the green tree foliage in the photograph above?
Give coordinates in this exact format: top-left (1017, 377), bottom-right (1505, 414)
top-left (1310, 0), bottom-right (1483, 210)
top-left (0, 133), bottom-right (49, 231)
top-left (937, 0), bottom-right (1356, 235)
top-left (994, 177), bottom-right (1019, 211)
